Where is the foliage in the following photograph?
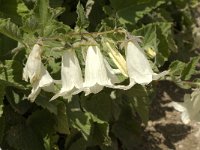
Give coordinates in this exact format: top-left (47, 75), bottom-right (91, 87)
top-left (0, 0), bottom-right (199, 149)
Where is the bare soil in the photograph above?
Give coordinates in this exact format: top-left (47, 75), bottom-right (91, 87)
top-left (139, 81), bottom-right (200, 150)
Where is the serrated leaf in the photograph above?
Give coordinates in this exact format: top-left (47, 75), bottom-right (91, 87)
top-left (68, 96), bottom-right (91, 140)
top-left (88, 114), bottom-right (111, 147)
top-left (128, 85), bottom-right (149, 124)
top-left (0, 60), bottom-right (25, 88)
top-left (69, 111), bottom-right (91, 140)
top-left (117, 0), bottom-right (165, 25)
top-left (169, 60), bottom-right (185, 76)
top-left (0, 0), bottom-right (21, 25)
top-left (85, 0), bottom-right (94, 18)
top-left (76, 2), bottom-right (89, 29)
top-left (50, 7), bottom-right (65, 19)
top-left (111, 102), bottom-right (142, 150)
top-left (17, 2), bottom-right (29, 17)
top-left (181, 57), bottom-right (200, 80)
top-left (22, 14), bottom-right (40, 33)
top-left (133, 22), bottom-right (175, 66)
top-left (0, 19), bottom-right (23, 42)
top-left (169, 60), bottom-right (186, 76)
top-left (42, 20), bottom-right (71, 37)
top-left (133, 23), bottom-right (157, 51)
top-left (69, 95), bottom-right (113, 147)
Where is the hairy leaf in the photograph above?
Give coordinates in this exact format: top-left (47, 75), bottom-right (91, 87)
top-left (76, 2), bottom-right (89, 29)
top-left (0, 19), bottom-right (23, 42)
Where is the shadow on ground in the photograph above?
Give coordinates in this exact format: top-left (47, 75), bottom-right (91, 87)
top-left (138, 81), bottom-right (193, 150)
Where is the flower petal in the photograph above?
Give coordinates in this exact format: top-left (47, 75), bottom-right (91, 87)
top-left (84, 46), bottom-right (110, 88)
top-left (51, 50), bottom-right (83, 100)
top-left (171, 90), bottom-right (200, 124)
top-left (28, 80), bottom-right (41, 102)
top-left (24, 43), bottom-right (54, 101)
top-left (28, 64), bottom-right (54, 102)
top-left (104, 59), bottom-right (120, 84)
top-left (23, 44), bottom-right (42, 83)
top-left (105, 41), bottom-right (128, 77)
top-left (126, 41), bottom-right (153, 85)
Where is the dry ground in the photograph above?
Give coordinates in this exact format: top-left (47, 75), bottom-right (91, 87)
top-left (139, 81), bottom-right (200, 150)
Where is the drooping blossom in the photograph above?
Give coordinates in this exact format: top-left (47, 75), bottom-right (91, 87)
top-left (23, 43), bottom-right (54, 102)
top-left (51, 49), bottom-right (83, 100)
top-left (124, 41), bottom-right (168, 89)
top-left (83, 46), bottom-right (120, 95)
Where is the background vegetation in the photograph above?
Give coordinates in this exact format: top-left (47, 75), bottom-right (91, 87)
top-left (0, 0), bottom-right (199, 149)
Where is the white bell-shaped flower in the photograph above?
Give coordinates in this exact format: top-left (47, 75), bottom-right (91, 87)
top-left (28, 65), bottom-right (54, 101)
top-left (23, 43), bottom-right (42, 83)
top-left (125, 41), bottom-right (167, 89)
top-left (171, 90), bottom-right (200, 124)
top-left (51, 49), bottom-right (83, 100)
top-left (83, 46), bottom-right (120, 95)
top-left (23, 43), bottom-right (54, 102)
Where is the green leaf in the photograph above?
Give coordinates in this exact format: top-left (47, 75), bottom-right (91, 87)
top-left (181, 57), bottom-right (200, 80)
top-left (17, 2), bottom-right (29, 17)
top-left (27, 110), bottom-right (56, 138)
top-left (22, 14), bottom-right (40, 33)
top-left (68, 137), bottom-right (87, 150)
top-left (69, 111), bottom-right (91, 140)
top-left (169, 57), bottom-right (200, 81)
top-left (42, 20), bottom-right (71, 37)
top-left (0, 0), bottom-right (22, 25)
top-left (35, 96), bottom-right (58, 114)
top-left (76, 2), bottom-right (89, 29)
top-left (0, 34), bottom-right (17, 60)
top-left (169, 60), bottom-right (186, 76)
top-left (127, 85), bottom-right (149, 124)
top-left (88, 114), bottom-right (111, 147)
top-left (0, 19), bottom-right (23, 42)
top-left (68, 96), bottom-right (92, 140)
top-left (117, 0), bottom-right (165, 25)
top-left (6, 124), bottom-right (45, 150)
top-left (111, 103), bottom-right (142, 150)
top-left (0, 60), bottom-right (25, 88)
top-left (133, 23), bottom-right (158, 52)
top-left (81, 91), bottom-right (113, 122)
top-left (133, 22), bottom-right (175, 66)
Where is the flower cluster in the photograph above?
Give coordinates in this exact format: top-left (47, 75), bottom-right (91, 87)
top-left (23, 39), bottom-right (167, 102)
